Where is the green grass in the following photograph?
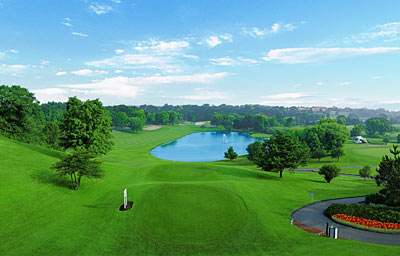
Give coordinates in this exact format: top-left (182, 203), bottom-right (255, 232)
top-left (304, 141), bottom-right (392, 169)
top-left (0, 128), bottom-right (399, 255)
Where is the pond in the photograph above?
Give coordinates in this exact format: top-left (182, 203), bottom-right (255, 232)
top-left (150, 131), bottom-right (265, 162)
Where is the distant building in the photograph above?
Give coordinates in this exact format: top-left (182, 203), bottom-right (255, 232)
top-left (353, 136), bottom-right (368, 144)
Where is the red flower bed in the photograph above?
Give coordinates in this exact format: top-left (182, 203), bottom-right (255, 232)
top-left (333, 213), bottom-right (400, 230)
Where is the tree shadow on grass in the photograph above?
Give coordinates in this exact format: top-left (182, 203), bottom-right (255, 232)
top-left (300, 178), bottom-right (326, 184)
top-left (218, 167), bottom-right (280, 181)
top-left (83, 204), bottom-right (117, 209)
top-left (16, 141), bottom-right (64, 159)
top-left (30, 169), bottom-right (71, 189)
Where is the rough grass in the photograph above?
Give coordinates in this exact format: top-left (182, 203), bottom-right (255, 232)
top-left (0, 129), bottom-right (399, 255)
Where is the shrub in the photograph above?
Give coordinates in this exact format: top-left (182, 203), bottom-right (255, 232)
top-left (366, 192), bottom-right (387, 205)
top-left (324, 203), bottom-right (400, 224)
top-left (358, 165), bottom-right (371, 180)
top-left (318, 164), bottom-right (340, 183)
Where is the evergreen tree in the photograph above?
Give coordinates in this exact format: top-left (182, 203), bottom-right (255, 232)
top-left (257, 131), bottom-right (308, 178)
top-left (224, 146), bottom-right (238, 160)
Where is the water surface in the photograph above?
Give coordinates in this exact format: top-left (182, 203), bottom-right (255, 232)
top-left (151, 131), bottom-right (264, 162)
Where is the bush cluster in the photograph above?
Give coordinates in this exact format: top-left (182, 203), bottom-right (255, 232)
top-left (324, 203), bottom-right (400, 224)
top-left (366, 188), bottom-right (400, 207)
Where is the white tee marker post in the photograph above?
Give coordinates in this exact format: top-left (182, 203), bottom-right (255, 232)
top-left (310, 193), bottom-right (315, 201)
top-left (124, 188), bottom-right (127, 209)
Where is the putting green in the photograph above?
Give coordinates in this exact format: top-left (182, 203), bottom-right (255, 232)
top-left (133, 184), bottom-right (248, 245)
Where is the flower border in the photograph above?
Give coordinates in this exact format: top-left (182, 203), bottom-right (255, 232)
top-left (332, 214), bottom-right (400, 233)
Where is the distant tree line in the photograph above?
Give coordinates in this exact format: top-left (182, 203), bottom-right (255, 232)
top-left (2, 85), bottom-right (399, 151)
top-left (246, 119), bottom-right (350, 178)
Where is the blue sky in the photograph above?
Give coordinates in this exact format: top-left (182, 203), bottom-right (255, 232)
top-left (1, 0), bottom-right (400, 110)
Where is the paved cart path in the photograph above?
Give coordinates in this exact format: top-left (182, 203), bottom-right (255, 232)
top-left (291, 197), bottom-right (400, 246)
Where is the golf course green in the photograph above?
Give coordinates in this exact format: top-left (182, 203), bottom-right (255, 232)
top-left (1, 125), bottom-right (399, 255)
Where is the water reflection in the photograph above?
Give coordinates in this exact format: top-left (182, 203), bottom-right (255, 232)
top-left (151, 131), bottom-right (265, 162)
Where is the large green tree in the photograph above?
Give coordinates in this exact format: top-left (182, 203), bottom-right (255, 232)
top-left (59, 97), bottom-right (113, 156)
top-left (128, 117), bottom-right (143, 133)
top-left (246, 141), bottom-right (264, 163)
top-left (366, 117), bottom-right (390, 137)
top-left (115, 112), bottom-right (128, 130)
top-left (315, 119), bottom-right (349, 153)
top-left (257, 131), bottom-right (308, 178)
top-left (0, 85), bottom-right (42, 140)
top-left (52, 149), bottom-right (103, 190)
top-left (350, 124), bottom-right (363, 137)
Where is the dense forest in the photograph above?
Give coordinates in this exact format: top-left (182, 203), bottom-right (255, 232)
top-left (1, 85), bottom-right (400, 151)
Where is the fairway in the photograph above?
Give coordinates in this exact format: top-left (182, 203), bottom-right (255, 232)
top-left (134, 184), bottom-right (247, 245)
top-left (1, 127), bottom-right (399, 255)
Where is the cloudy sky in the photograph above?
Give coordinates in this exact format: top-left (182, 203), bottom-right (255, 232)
top-left (1, 0), bottom-right (400, 110)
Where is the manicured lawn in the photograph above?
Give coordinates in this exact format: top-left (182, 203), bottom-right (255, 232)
top-left (0, 128), bottom-right (399, 255)
top-left (304, 141), bottom-right (391, 170)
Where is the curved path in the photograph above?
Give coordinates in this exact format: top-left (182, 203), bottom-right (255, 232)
top-left (291, 197), bottom-right (400, 246)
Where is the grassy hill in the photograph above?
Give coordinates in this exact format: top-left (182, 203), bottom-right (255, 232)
top-left (0, 127), bottom-right (399, 255)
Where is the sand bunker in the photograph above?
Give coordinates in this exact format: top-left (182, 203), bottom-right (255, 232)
top-left (143, 125), bottom-right (162, 131)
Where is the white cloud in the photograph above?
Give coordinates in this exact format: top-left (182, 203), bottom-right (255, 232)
top-left (61, 21), bottom-right (72, 27)
top-left (369, 76), bottom-right (383, 79)
top-left (151, 41), bottom-right (189, 52)
top-left (86, 53), bottom-right (177, 72)
top-left (316, 82), bottom-right (324, 86)
top-left (179, 88), bottom-right (229, 101)
top-left (204, 34), bottom-right (232, 47)
top-left (71, 69), bottom-right (93, 75)
top-left (261, 92), bottom-right (314, 100)
top-left (284, 24), bottom-right (296, 31)
top-left (0, 64), bottom-right (29, 74)
top-left (350, 22), bottom-right (400, 43)
top-left (262, 47), bottom-right (400, 64)
top-left (183, 54), bottom-right (199, 59)
top-left (205, 36), bottom-right (222, 47)
top-left (114, 69), bottom-right (123, 73)
top-left (242, 23), bottom-right (297, 38)
top-left (31, 88), bottom-right (70, 103)
top-left (271, 23), bottom-right (280, 33)
top-left (0, 52), bottom-right (5, 60)
top-left (209, 57), bottom-right (236, 66)
top-left (340, 81), bottom-right (351, 86)
top-left (71, 69), bottom-right (108, 76)
top-left (133, 40), bottom-right (190, 56)
top-left (54, 72), bottom-right (228, 100)
top-left (9, 49), bottom-right (19, 53)
top-left (219, 34), bottom-right (233, 42)
top-left (112, 0), bottom-right (121, 3)
top-left (379, 100), bottom-right (400, 104)
top-left (115, 49), bottom-right (124, 54)
top-left (89, 4), bottom-right (112, 15)
top-left (56, 71), bottom-right (67, 76)
top-left (237, 57), bottom-right (258, 64)
top-left (61, 17), bottom-right (73, 27)
top-left (40, 60), bottom-right (50, 65)
top-left (72, 32), bottom-right (88, 37)
top-left (210, 56), bottom-right (259, 66)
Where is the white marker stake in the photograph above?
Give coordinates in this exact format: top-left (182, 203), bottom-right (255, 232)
top-left (310, 193), bottom-right (315, 201)
top-left (124, 188), bottom-right (127, 209)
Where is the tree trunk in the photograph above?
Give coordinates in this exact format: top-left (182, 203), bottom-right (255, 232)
top-left (280, 170), bottom-right (283, 178)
